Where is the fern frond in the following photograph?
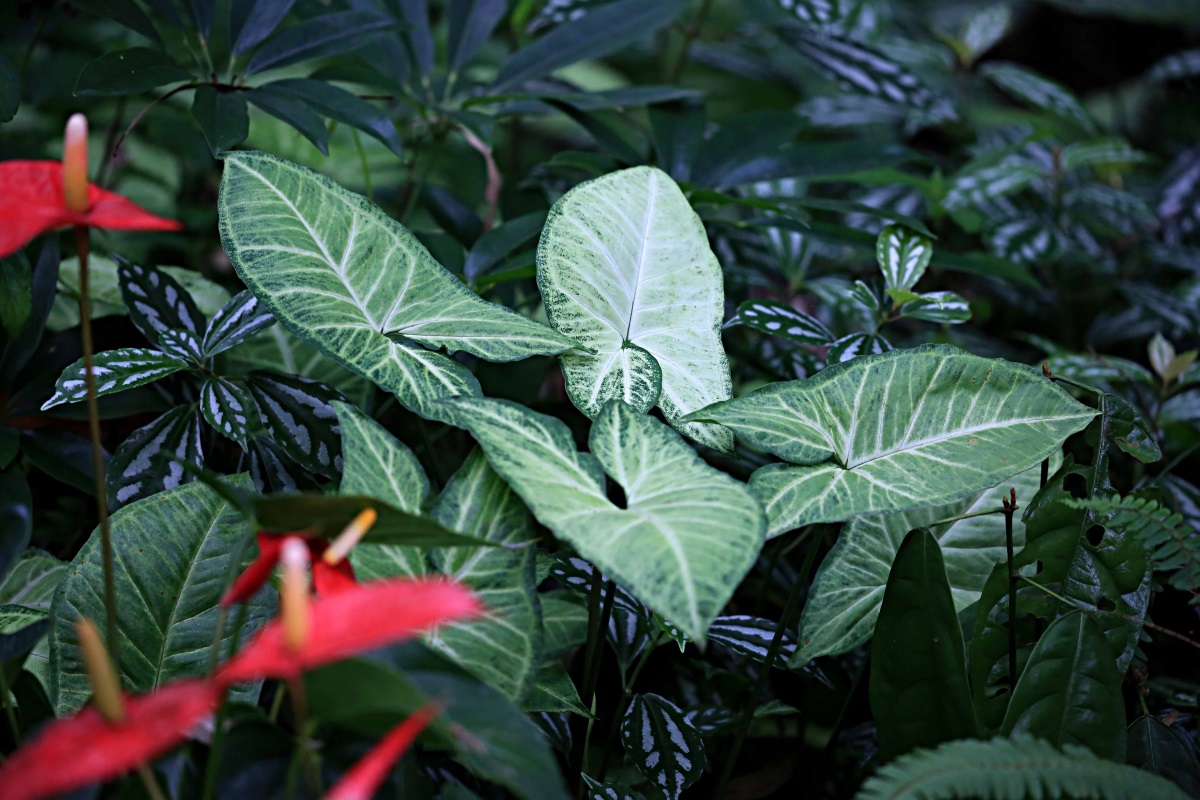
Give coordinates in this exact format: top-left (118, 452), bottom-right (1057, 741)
top-left (1066, 495), bottom-right (1200, 598)
top-left (856, 734), bottom-right (1190, 800)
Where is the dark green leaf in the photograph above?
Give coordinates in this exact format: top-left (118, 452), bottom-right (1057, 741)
top-left (463, 211), bottom-right (545, 282)
top-left (727, 299), bottom-right (833, 345)
top-left (0, 605), bottom-right (49, 664)
top-left (202, 290), bottom-right (276, 358)
top-left (448, 0), bottom-right (507, 73)
top-left (707, 615), bottom-right (794, 667)
top-left (246, 86), bottom-right (330, 154)
top-left (41, 348), bottom-right (191, 409)
top-left (245, 370), bottom-right (343, 477)
top-left (522, 661), bottom-right (589, 715)
top-left (245, 11), bottom-right (394, 76)
top-left (621, 693), bottom-right (705, 799)
top-left (0, 55), bottom-right (17, 124)
top-left (49, 477), bottom-right (273, 715)
top-left (870, 529), bottom-right (978, 760)
top-left (84, 0), bottom-right (163, 44)
top-left (157, 328), bottom-right (205, 363)
top-left (75, 48), bottom-right (192, 96)
top-left (118, 258), bottom-right (206, 346)
top-left (1127, 715), bottom-right (1200, 797)
top-left (252, 494), bottom-right (491, 549)
top-left (1001, 612), bottom-right (1125, 760)
top-left (1102, 392), bottom-right (1161, 463)
top-left (1, 238), bottom-right (59, 384)
top-left (0, 252), bottom-right (32, 338)
top-left (20, 429), bottom-right (106, 494)
top-left (649, 100), bottom-right (706, 182)
top-left (201, 376), bottom-right (258, 446)
top-left (493, 0), bottom-right (686, 91)
top-left (0, 465), bottom-right (32, 583)
top-left (106, 406), bottom-right (203, 511)
top-left (191, 85), bottom-right (250, 156)
top-left (581, 776), bottom-right (644, 800)
top-left (255, 78), bottom-right (402, 156)
top-left (232, 0), bottom-right (297, 56)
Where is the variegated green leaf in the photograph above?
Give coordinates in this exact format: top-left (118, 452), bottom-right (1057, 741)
top-left (708, 615), bottom-right (796, 667)
top-left (0, 550), bottom-right (65, 688)
top-left (118, 258), bottom-right (206, 346)
top-left (1061, 138), bottom-right (1149, 171)
top-left (876, 224), bottom-right (932, 292)
top-left (1148, 47), bottom-right (1200, 81)
top-left (827, 331), bottom-right (891, 363)
top-left (218, 151), bottom-right (573, 422)
top-left (106, 406), bottom-right (203, 511)
top-left (444, 398), bottom-right (765, 642)
top-left (200, 376), bottom-right (258, 446)
top-left (981, 62), bottom-right (1097, 133)
top-left (539, 590), bottom-right (588, 656)
top-left (985, 216), bottom-right (1063, 264)
top-left (728, 299), bottom-right (834, 345)
top-left (536, 166), bottom-right (733, 452)
top-left (41, 348), bottom-right (190, 409)
top-left (959, 5), bottom-right (1010, 63)
top-left (549, 556), bottom-right (653, 670)
top-left (202, 289), bottom-right (276, 357)
top-left (245, 371), bottom-right (343, 478)
top-left (581, 775), bottom-right (645, 800)
top-left (685, 345), bottom-right (1096, 536)
top-left (943, 161), bottom-right (1042, 211)
top-left (902, 291), bottom-right (971, 324)
top-left (621, 693), bottom-right (705, 799)
top-left (523, 662), bottom-right (588, 716)
top-left (157, 329), bottom-right (204, 364)
top-left (793, 457), bottom-right (1052, 665)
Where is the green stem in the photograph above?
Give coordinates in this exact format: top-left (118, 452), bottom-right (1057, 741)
top-left (76, 227), bottom-right (119, 656)
top-left (287, 677), bottom-right (323, 797)
top-left (1003, 497), bottom-right (1019, 692)
top-left (713, 538), bottom-right (821, 798)
top-left (595, 631), bottom-right (664, 782)
top-left (571, 576), bottom-right (614, 792)
top-left (136, 763), bottom-right (168, 800)
top-left (0, 666), bottom-right (20, 744)
top-left (200, 602), bottom-right (251, 800)
top-left (351, 128), bottom-right (373, 201)
top-left (1040, 457), bottom-right (1049, 489)
top-left (667, 0), bottom-right (715, 83)
top-left (929, 505), bottom-right (1005, 528)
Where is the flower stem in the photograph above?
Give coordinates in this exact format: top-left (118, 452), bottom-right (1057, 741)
top-left (288, 677), bottom-right (322, 797)
top-left (136, 763), bottom-right (168, 800)
top-left (75, 226), bottom-right (118, 656)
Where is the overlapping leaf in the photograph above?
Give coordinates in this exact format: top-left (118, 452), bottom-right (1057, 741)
top-left (445, 398), bottom-right (765, 641)
top-left (106, 406), bottom-right (203, 511)
top-left (620, 694), bottom-right (705, 800)
top-left (202, 290), bottom-right (276, 358)
top-left (686, 345), bottom-right (1096, 535)
top-left (536, 166), bottom-right (733, 451)
top-left (876, 224), bottom-right (932, 291)
top-left (219, 152), bottom-right (573, 422)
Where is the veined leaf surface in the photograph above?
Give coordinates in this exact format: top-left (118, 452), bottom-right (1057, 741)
top-left (621, 693), bottom-right (705, 799)
top-left (445, 398), bottom-right (765, 642)
top-left (41, 348), bottom-right (190, 409)
top-left (536, 166), bottom-right (733, 451)
top-left (219, 152), bottom-right (573, 421)
top-left (686, 345), bottom-right (1095, 535)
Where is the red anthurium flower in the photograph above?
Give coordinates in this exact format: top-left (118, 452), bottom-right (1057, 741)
top-left (221, 532), bottom-right (357, 606)
top-left (217, 578), bottom-right (484, 684)
top-left (324, 703), bottom-right (441, 800)
top-left (0, 679), bottom-right (220, 800)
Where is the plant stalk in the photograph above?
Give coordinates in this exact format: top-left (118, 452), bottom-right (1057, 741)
top-left (1003, 489), bottom-right (1019, 692)
top-left (0, 666), bottom-right (20, 744)
top-left (136, 763), bottom-right (168, 800)
top-left (76, 226), bottom-right (119, 654)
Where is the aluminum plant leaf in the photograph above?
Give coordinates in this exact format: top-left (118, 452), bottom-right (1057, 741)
top-left (106, 406), bottom-right (203, 511)
top-left (48, 478), bottom-right (273, 715)
top-left (443, 398), bottom-right (766, 642)
top-left (727, 299), bottom-right (834, 345)
top-left (902, 291), bottom-right (972, 324)
top-left (202, 289), bottom-right (276, 358)
top-left (245, 371), bottom-right (343, 478)
top-left (620, 693), bottom-right (705, 799)
top-left (200, 376), bottom-right (258, 446)
top-left (876, 224), bottom-right (932, 292)
top-left (685, 345), bottom-right (1096, 536)
top-left (41, 348), bottom-right (190, 409)
top-left (335, 402), bottom-right (541, 700)
top-left (792, 457), bottom-right (1052, 666)
top-left (218, 151), bottom-right (574, 422)
top-left (536, 166), bottom-right (734, 452)
top-left (980, 62), bottom-right (1097, 134)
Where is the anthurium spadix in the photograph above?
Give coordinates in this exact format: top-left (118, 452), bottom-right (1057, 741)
top-left (217, 151), bottom-right (575, 423)
top-left (684, 345), bottom-right (1097, 536)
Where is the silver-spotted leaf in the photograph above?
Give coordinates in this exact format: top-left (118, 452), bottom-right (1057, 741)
top-left (621, 693), bottom-right (705, 799)
top-left (876, 224), bottom-right (932, 292)
top-left (202, 289), bottom-right (276, 357)
top-left (41, 348), bottom-right (191, 409)
top-left (729, 299), bottom-right (834, 345)
top-left (200, 376), bottom-right (258, 446)
top-left (245, 371), bottom-right (343, 478)
top-left (106, 406), bottom-right (203, 511)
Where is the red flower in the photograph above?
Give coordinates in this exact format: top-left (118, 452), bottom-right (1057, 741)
top-left (0, 160), bottom-right (181, 258)
top-left (221, 532), bottom-right (357, 606)
top-left (325, 703), bottom-right (441, 800)
top-left (0, 679), bottom-right (219, 800)
top-left (218, 578), bottom-right (483, 684)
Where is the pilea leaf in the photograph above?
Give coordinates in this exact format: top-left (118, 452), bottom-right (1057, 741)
top-left (728, 299), bottom-right (834, 345)
top-left (245, 370), bottom-right (343, 478)
top-left (202, 290), bottom-right (276, 358)
top-left (106, 406), bottom-right (204, 511)
top-left (117, 259), bottom-right (205, 347)
top-left (41, 348), bottom-right (191, 410)
top-left (876, 224), bottom-right (933, 292)
top-left (620, 693), bottom-right (705, 799)
top-left (200, 376), bottom-right (258, 446)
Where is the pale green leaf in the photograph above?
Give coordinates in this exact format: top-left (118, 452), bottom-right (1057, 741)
top-left (686, 345), bottom-right (1096, 536)
top-left (537, 166), bottom-right (733, 451)
top-left (219, 151), bottom-right (574, 421)
top-left (444, 398), bottom-right (765, 642)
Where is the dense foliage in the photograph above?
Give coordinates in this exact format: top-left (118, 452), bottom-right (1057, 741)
top-left (1, 0), bottom-right (1200, 798)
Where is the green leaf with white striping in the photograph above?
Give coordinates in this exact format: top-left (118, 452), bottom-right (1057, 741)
top-left (157, 329), bottom-right (204, 364)
top-left (49, 478), bottom-right (273, 715)
top-left (200, 376), bottom-right (258, 446)
top-left (41, 348), bottom-right (191, 409)
top-left (728, 299), bottom-right (834, 345)
top-left (581, 775), bottom-right (645, 800)
top-left (106, 406), bottom-right (203, 511)
top-left (827, 331), bottom-right (891, 363)
top-left (524, 662), bottom-right (589, 715)
top-left (942, 161), bottom-right (1042, 211)
top-left (876, 224), bottom-right (932, 292)
top-left (218, 151), bottom-right (573, 422)
top-left (246, 371), bottom-right (343, 478)
top-left (985, 216), bottom-right (1063, 264)
top-left (537, 166), bottom-right (733, 452)
top-left (981, 62), bottom-right (1097, 133)
top-left (902, 291), bottom-right (971, 324)
top-left (118, 258), bottom-right (206, 347)
top-left (793, 458), bottom-right (1050, 665)
top-left (444, 398), bottom-right (766, 642)
top-left (202, 289), bottom-right (276, 357)
top-left (707, 615), bottom-right (796, 667)
top-left (684, 345), bottom-right (1096, 536)
top-left (1061, 138), bottom-right (1149, 171)
top-left (621, 693), bottom-right (705, 799)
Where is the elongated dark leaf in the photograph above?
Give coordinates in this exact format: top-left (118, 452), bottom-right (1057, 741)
top-left (252, 495), bottom-right (488, 549)
top-left (494, 0), bottom-right (686, 91)
top-left (727, 299), bottom-right (833, 345)
top-left (41, 348), bottom-right (190, 409)
top-left (74, 48), bottom-right (191, 96)
top-left (1127, 715), bottom-right (1200, 797)
top-left (233, 0), bottom-right (297, 55)
top-left (1, 238), bottom-right (59, 385)
top-left (245, 370), bottom-right (343, 478)
top-left (448, 0), bottom-right (507, 73)
top-left (202, 290), bottom-right (276, 358)
top-left (255, 78), bottom-right (402, 156)
top-left (870, 529), bottom-right (978, 760)
top-left (246, 11), bottom-right (394, 75)
top-left (246, 86), bottom-right (329, 154)
top-left (118, 259), bottom-right (205, 346)
top-left (0, 466), bottom-right (31, 583)
top-left (621, 694), bottom-right (705, 799)
top-left (86, 0), bottom-right (162, 44)
top-left (191, 85), bottom-right (249, 156)
top-left (201, 376), bottom-right (258, 446)
top-left (1000, 611), bottom-right (1124, 760)
top-left (106, 406), bottom-right (203, 511)
top-left (707, 615), bottom-right (796, 667)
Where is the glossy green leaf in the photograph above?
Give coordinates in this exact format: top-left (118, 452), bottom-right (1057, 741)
top-left (522, 661), bottom-right (588, 715)
top-left (0, 605), bottom-right (48, 664)
top-left (794, 458), bottom-right (1050, 666)
top-left (1127, 715), bottom-right (1200, 798)
top-left (0, 466), bottom-right (32, 582)
top-left (445, 398), bottom-right (765, 642)
top-left (219, 152), bottom-right (572, 422)
top-left (49, 478), bottom-right (273, 715)
top-left (448, 0), bottom-right (507, 73)
top-left (0, 550), bottom-right (65, 610)
top-left (244, 10), bottom-right (393, 75)
top-left (876, 224), bottom-right (932, 292)
top-left (251, 494), bottom-right (480, 549)
top-left (232, 0), bottom-right (296, 55)
top-left (537, 166), bottom-right (733, 450)
top-left (707, 615), bottom-right (795, 667)
top-left (74, 48), bottom-right (192, 96)
top-left (202, 290), bottom-right (276, 358)
top-left (118, 259), bottom-right (206, 346)
top-left (192, 85), bottom-right (249, 156)
top-left (222, 322), bottom-right (370, 407)
top-left (687, 345), bottom-right (1095, 535)
top-left (157, 328), bottom-right (204, 363)
top-left (621, 693), bottom-right (705, 799)
top-left (41, 348), bottom-right (191, 409)
top-left (254, 79), bottom-right (402, 156)
top-left (246, 86), bottom-right (330, 155)
top-left (870, 529), bottom-right (978, 760)
top-left (540, 590), bottom-right (588, 655)
top-left (902, 291), bottom-right (972, 324)
top-left (1001, 612), bottom-right (1125, 760)
top-left (827, 331), bottom-right (891, 363)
